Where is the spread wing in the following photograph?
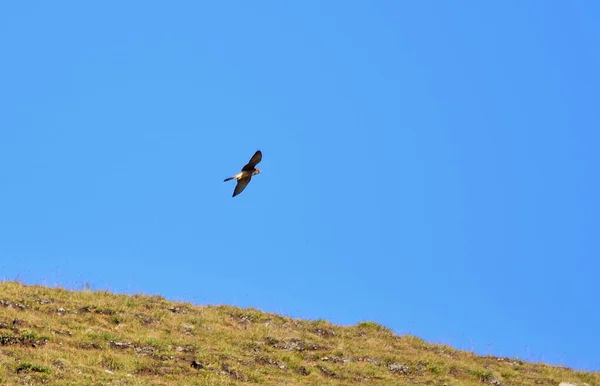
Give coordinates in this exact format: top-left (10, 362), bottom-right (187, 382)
top-left (232, 176), bottom-right (252, 197)
top-left (241, 150), bottom-right (262, 171)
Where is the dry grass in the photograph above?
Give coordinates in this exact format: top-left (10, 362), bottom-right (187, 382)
top-left (0, 281), bottom-right (597, 385)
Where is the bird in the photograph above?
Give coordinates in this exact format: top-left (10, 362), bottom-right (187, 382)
top-left (223, 150), bottom-right (262, 197)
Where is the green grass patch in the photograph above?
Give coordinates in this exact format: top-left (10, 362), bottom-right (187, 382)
top-left (0, 281), bottom-right (597, 386)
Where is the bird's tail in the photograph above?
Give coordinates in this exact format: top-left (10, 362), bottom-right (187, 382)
top-left (223, 176), bottom-right (235, 182)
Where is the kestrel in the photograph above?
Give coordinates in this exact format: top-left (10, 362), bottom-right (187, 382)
top-left (223, 150), bottom-right (262, 197)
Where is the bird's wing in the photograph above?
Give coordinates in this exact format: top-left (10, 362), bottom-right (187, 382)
top-left (241, 150), bottom-right (262, 171)
top-left (232, 176), bottom-right (252, 197)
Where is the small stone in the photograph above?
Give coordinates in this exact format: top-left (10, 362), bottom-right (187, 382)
top-left (109, 341), bottom-right (133, 349)
top-left (53, 360), bottom-right (67, 370)
top-left (181, 324), bottom-right (194, 334)
top-left (317, 365), bottom-right (337, 378)
top-left (388, 363), bottom-right (411, 375)
top-left (559, 383), bottom-right (591, 386)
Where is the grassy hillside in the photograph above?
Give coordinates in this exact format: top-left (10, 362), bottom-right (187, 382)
top-left (0, 281), bottom-right (597, 386)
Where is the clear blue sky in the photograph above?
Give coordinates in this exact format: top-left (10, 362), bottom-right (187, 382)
top-left (1, 1), bottom-right (599, 372)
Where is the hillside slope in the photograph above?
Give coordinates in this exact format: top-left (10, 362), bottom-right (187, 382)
top-left (0, 281), bottom-right (597, 385)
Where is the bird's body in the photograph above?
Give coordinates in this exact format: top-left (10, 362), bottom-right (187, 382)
top-left (224, 150), bottom-right (262, 197)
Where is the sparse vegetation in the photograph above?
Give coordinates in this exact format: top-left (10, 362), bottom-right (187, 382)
top-left (0, 281), bottom-right (597, 385)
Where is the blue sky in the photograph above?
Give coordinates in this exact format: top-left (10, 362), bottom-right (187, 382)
top-left (1, 1), bottom-right (599, 372)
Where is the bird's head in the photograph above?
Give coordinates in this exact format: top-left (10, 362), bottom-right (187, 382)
top-left (253, 168), bottom-right (262, 175)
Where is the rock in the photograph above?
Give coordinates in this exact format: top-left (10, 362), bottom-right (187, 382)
top-left (256, 356), bottom-right (286, 369)
top-left (134, 346), bottom-right (154, 356)
top-left (52, 329), bottom-right (72, 336)
top-left (317, 365), bottom-right (337, 378)
top-left (388, 363), bottom-right (410, 375)
top-left (321, 356), bottom-right (351, 364)
top-left (313, 327), bottom-right (336, 338)
top-left (181, 324), bottom-right (194, 334)
top-left (267, 337), bottom-right (325, 351)
top-left (221, 363), bottom-right (246, 381)
top-left (52, 359), bottom-right (67, 370)
top-left (109, 341), bottom-right (133, 349)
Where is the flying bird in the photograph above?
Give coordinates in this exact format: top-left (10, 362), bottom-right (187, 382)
top-left (223, 150), bottom-right (262, 197)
